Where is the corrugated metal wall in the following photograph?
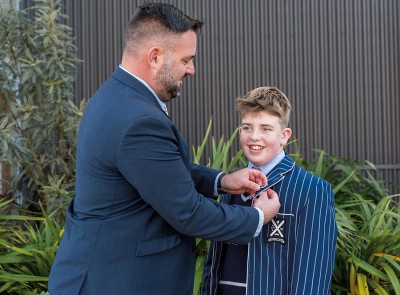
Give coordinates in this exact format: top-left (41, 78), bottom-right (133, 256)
top-left (23, 0), bottom-right (400, 194)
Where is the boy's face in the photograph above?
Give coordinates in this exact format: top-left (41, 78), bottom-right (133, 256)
top-left (239, 111), bottom-right (292, 167)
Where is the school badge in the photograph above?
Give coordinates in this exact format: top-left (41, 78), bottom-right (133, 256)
top-left (266, 218), bottom-right (286, 245)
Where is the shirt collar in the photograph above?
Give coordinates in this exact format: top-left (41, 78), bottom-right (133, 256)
top-left (118, 65), bottom-right (168, 115)
top-left (248, 150), bottom-right (286, 176)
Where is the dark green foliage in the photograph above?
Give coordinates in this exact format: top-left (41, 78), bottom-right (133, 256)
top-left (0, 0), bottom-right (84, 214)
top-left (0, 198), bottom-right (62, 295)
top-left (295, 149), bottom-right (400, 294)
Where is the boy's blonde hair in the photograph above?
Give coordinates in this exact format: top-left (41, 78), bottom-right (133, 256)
top-left (235, 86), bottom-right (292, 128)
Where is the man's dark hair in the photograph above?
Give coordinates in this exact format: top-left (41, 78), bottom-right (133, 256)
top-left (133, 2), bottom-right (203, 32)
top-left (124, 3), bottom-right (203, 52)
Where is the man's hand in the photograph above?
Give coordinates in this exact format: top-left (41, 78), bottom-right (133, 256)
top-left (253, 189), bottom-right (280, 224)
top-left (220, 168), bottom-right (267, 195)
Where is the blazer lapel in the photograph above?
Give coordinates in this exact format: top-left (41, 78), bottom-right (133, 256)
top-left (225, 154), bottom-right (295, 204)
top-left (264, 153), bottom-right (295, 188)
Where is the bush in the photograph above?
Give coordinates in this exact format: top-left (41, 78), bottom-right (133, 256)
top-left (0, 198), bottom-right (63, 294)
top-left (0, 0), bottom-right (84, 215)
top-left (301, 150), bottom-right (400, 294)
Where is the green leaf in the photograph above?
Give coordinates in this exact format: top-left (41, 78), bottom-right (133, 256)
top-left (0, 273), bottom-right (48, 282)
top-left (333, 170), bottom-right (356, 194)
top-left (350, 256), bottom-right (388, 281)
top-left (381, 263), bottom-right (400, 295)
top-left (192, 117), bottom-right (213, 165)
top-left (367, 279), bottom-right (389, 295)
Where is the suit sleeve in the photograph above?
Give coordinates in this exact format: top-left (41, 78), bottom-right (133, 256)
top-left (116, 115), bottom-right (259, 243)
top-left (290, 178), bottom-right (338, 295)
top-left (189, 163), bottom-right (220, 198)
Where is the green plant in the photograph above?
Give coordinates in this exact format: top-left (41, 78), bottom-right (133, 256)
top-left (300, 150), bottom-right (400, 295)
top-left (0, 0), bottom-right (84, 214)
top-left (192, 116), bottom-right (245, 171)
top-left (0, 198), bottom-right (63, 294)
top-left (332, 193), bottom-right (400, 295)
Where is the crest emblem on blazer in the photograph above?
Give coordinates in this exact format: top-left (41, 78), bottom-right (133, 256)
top-left (266, 218), bottom-right (286, 245)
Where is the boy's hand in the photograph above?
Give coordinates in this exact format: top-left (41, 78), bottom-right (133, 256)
top-left (253, 189), bottom-right (280, 224)
top-left (220, 168), bottom-right (267, 195)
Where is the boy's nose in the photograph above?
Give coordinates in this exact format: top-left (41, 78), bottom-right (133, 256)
top-left (250, 129), bottom-right (262, 140)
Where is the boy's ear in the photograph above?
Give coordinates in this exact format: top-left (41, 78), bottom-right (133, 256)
top-left (281, 128), bottom-right (292, 146)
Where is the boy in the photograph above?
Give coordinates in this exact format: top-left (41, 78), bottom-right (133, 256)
top-left (201, 87), bottom-right (338, 295)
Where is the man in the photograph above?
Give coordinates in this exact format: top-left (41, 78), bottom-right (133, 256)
top-left (49, 3), bottom-right (280, 295)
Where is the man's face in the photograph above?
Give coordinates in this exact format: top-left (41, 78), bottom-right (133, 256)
top-left (154, 30), bottom-right (197, 102)
top-left (239, 111), bottom-right (291, 167)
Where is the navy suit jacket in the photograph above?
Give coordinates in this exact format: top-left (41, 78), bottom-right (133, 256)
top-left (49, 67), bottom-right (260, 295)
top-left (202, 154), bottom-right (338, 294)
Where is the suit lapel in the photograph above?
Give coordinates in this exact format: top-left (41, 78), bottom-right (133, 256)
top-left (111, 67), bottom-right (169, 118)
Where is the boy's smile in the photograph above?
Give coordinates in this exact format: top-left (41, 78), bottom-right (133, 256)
top-left (239, 111), bottom-right (292, 167)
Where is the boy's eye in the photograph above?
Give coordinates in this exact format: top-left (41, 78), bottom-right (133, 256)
top-left (242, 127), bottom-right (255, 134)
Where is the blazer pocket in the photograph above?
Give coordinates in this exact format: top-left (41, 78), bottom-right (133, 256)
top-left (136, 234), bottom-right (182, 257)
top-left (263, 213), bottom-right (296, 248)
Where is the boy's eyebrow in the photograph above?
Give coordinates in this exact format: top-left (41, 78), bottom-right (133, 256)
top-left (240, 122), bottom-right (274, 127)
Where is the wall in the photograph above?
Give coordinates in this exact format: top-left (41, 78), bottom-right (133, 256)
top-left (22, 0), bottom-right (400, 194)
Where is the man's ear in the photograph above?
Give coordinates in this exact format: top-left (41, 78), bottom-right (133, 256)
top-left (281, 128), bottom-right (292, 146)
top-left (148, 47), bottom-right (161, 68)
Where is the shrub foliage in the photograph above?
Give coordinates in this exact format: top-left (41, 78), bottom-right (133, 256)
top-left (0, 0), bottom-right (84, 214)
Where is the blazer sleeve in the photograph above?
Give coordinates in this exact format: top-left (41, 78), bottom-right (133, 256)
top-left (116, 115), bottom-right (259, 244)
top-left (290, 178), bottom-right (338, 295)
top-left (201, 240), bottom-right (220, 295)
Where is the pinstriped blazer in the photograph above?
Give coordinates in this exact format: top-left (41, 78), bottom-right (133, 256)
top-left (202, 153), bottom-right (338, 295)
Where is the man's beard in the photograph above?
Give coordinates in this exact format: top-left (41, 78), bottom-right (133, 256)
top-left (154, 57), bottom-right (181, 101)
